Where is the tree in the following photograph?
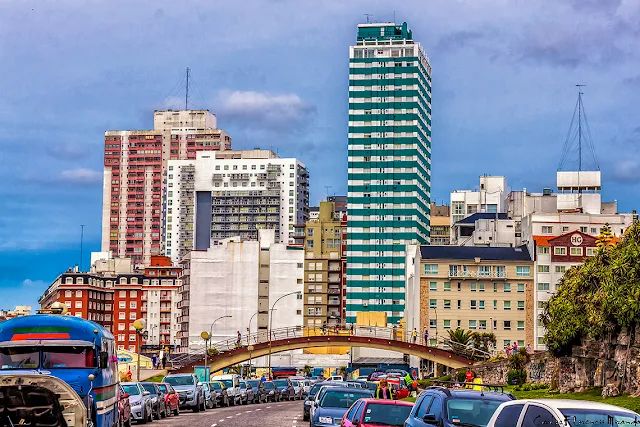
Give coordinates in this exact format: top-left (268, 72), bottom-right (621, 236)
top-left (339, 366), bottom-right (347, 377)
top-left (541, 220), bottom-right (640, 355)
top-left (596, 223), bottom-right (614, 248)
top-left (228, 364), bottom-right (242, 375)
top-left (447, 329), bottom-right (474, 345)
top-left (302, 365), bottom-right (312, 376)
top-left (471, 332), bottom-right (497, 352)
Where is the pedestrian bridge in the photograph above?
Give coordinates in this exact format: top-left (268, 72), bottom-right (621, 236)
top-left (172, 326), bottom-right (486, 373)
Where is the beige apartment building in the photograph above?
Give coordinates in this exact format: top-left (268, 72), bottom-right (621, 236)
top-left (420, 245), bottom-right (535, 351)
top-left (430, 202), bottom-right (451, 245)
top-left (294, 200), bottom-right (347, 328)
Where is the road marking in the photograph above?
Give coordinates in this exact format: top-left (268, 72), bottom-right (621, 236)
top-left (236, 413), bottom-right (241, 416)
top-left (267, 406), bottom-right (271, 409)
top-left (256, 408), bottom-right (261, 411)
top-left (219, 420), bottom-right (225, 423)
top-left (245, 410), bottom-right (252, 413)
top-left (211, 424), bottom-right (217, 427)
top-left (226, 416), bottom-right (233, 418)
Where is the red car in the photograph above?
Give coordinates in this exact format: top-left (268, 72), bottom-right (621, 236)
top-left (117, 384), bottom-right (133, 427)
top-left (386, 378), bottom-right (410, 399)
top-left (341, 398), bottom-right (414, 427)
top-left (157, 383), bottom-right (180, 416)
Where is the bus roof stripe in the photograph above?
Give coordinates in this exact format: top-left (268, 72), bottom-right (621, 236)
top-left (11, 333), bottom-right (71, 341)
top-left (12, 326), bottom-right (72, 333)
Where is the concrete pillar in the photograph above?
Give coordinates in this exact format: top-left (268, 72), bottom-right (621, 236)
top-left (434, 363), bottom-right (446, 378)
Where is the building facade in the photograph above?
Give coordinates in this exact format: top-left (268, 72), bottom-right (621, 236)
top-left (164, 150), bottom-right (310, 264)
top-left (450, 176), bottom-right (508, 235)
top-left (102, 110), bottom-right (231, 266)
top-left (346, 21), bottom-right (432, 325)
top-left (38, 255), bottom-right (182, 352)
top-left (420, 246), bottom-right (535, 351)
top-left (429, 202), bottom-right (450, 245)
top-left (294, 201), bottom-right (347, 328)
top-left (178, 229), bottom-right (304, 351)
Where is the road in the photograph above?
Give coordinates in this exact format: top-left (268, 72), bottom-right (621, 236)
top-left (153, 400), bottom-right (303, 427)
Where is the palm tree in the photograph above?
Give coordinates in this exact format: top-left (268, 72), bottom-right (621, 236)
top-left (447, 329), bottom-right (474, 345)
top-left (302, 365), bottom-right (312, 376)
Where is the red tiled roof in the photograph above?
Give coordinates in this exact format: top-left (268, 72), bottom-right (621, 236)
top-left (533, 236), bottom-right (552, 247)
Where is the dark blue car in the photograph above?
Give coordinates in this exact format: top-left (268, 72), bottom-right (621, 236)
top-left (311, 387), bottom-right (373, 427)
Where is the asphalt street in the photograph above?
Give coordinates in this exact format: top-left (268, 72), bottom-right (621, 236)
top-left (152, 400), bottom-right (302, 427)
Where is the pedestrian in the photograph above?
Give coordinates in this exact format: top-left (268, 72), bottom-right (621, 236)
top-left (126, 366), bottom-right (133, 381)
top-left (375, 379), bottom-right (392, 399)
top-left (412, 328), bottom-right (417, 343)
top-left (505, 343), bottom-right (512, 356)
top-left (465, 369), bottom-right (474, 384)
top-left (526, 343), bottom-right (532, 354)
top-left (322, 322), bottom-right (327, 335)
top-left (513, 341), bottom-right (518, 353)
top-left (151, 354), bottom-right (157, 370)
top-left (424, 329), bottom-right (429, 345)
top-left (392, 324), bottom-right (397, 340)
top-left (260, 375), bottom-right (266, 382)
top-left (350, 324), bottom-right (354, 335)
top-left (162, 354), bottom-right (167, 369)
top-left (237, 331), bottom-right (242, 346)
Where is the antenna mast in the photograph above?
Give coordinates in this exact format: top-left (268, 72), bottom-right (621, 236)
top-left (364, 13), bottom-right (373, 23)
top-left (80, 224), bottom-right (85, 271)
top-left (185, 67), bottom-right (190, 110)
top-left (576, 84), bottom-right (585, 171)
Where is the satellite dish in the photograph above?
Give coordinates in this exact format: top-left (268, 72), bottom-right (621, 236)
top-left (200, 331), bottom-right (210, 340)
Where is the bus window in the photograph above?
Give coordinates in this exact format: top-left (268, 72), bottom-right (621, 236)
top-left (0, 348), bottom-right (39, 369)
top-left (42, 347), bottom-right (96, 368)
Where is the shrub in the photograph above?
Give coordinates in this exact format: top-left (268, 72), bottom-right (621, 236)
top-left (507, 369), bottom-right (527, 385)
top-left (437, 374), bottom-right (452, 382)
top-left (418, 379), bottom-right (433, 388)
top-left (522, 384), bottom-right (532, 391)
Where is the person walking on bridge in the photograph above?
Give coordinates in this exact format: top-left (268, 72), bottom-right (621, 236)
top-left (412, 328), bottom-right (417, 343)
top-left (424, 328), bottom-right (429, 345)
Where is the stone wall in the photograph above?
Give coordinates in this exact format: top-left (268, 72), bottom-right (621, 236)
top-left (468, 325), bottom-right (640, 396)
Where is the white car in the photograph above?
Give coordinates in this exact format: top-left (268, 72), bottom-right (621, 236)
top-left (487, 399), bottom-right (639, 427)
top-left (327, 375), bottom-right (344, 382)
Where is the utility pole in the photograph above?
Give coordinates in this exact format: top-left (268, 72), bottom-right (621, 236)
top-left (185, 67), bottom-right (190, 110)
top-left (80, 225), bottom-right (85, 271)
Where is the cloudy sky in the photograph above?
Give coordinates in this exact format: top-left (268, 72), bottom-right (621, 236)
top-left (1, 0), bottom-right (639, 309)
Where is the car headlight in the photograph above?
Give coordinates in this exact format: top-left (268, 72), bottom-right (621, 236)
top-left (318, 416), bottom-right (333, 424)
top-left (132, 401), bottom-right (142, 407)
top-left (186, 391), bottom-right (194, 397)
top-left (304, 401), bottom-right (311, 406)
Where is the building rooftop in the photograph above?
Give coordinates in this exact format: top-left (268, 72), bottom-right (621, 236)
top-left (455, 212), bottom-right (509, 225)
top-left (420, 245), bottom-right (532, 261)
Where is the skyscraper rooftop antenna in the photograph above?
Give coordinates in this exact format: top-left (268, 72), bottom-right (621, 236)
top-left (558, 85), bottom-right (599, 172)
top-left (364, 13), bottom-right (373, 23)
top-left (185, 67), bottom-right (190, 110)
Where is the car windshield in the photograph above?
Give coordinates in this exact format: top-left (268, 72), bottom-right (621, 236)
top-left (164, 376), bottom-right (195, 386)
top-left (239, 383), bottom-right (246, 389)
top-left (157, 385), bottom-right (168, 393)
top-left (362, 403), bottom-right (413, 427)
top-left (141, 384), bottom-right (157, 394)
top-left (0, 347), bottom-right (39, 369)
top-left (264, 382), bottom-right (275, 389)
top-left (210, 383), bottom-right (222, 390)
top-left (42, 346), bottom-right (96, 368)
top-left (560, 409), bottom-right (640, 427)
top-left (309, 384), bottom-right (323, 396)
top-left (122, 385), bottom-right (141, 396)
top-left (247, 380), bottom-right (259, 387)
top-left (447, 398), bottom-right (506, 427)
top-left (274, 380), bottom-right (288, 387)
top-left (320, 390), bottom-right (368, 408)
top-left (218, 380), bottom-right (233, 388)
top-left (366, 382), bottom-right (378, 391)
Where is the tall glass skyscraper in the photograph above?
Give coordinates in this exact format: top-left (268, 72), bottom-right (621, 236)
top-left (346, 22), bottom-right (432, 325)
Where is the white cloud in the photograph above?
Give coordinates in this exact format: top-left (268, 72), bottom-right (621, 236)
top-left (21, 279), bottom-right (47, 288)
top-left (59, 168), bottom-right (102, 185)
top-left (216, 90), bottom-right (316, 132)
top-left (611, 159), bottom-right (640, 184)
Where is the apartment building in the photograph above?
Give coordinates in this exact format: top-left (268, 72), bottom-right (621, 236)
top-left (102, 110), bottom-right (231, 266)
top-left (346, 21), bottom-right (433, 325)
top-left (450, 176), bottom-right (507, 227)
top-left (430, 202), bottom-right (451, 245)
top-left (38, 255), bottom-right (182, 352)
top-left (164, 150), bottom-right (310, 263)
top-left (293, 201), bottom-right (347, 328)
top-left (178, 229), bottom-right (304, 352)
top-left (420, 246), bottom-right (535, 351)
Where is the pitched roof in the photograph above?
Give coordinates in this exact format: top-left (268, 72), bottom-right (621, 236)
top-left (533, 236), bottom-right (552, 247)
top-left (454, 212), bottom-right (509, 225)
top-left (420, 245), bottom-right (532, 261)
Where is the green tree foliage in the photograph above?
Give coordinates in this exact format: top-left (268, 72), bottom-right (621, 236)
top-left (471, 332), bottom-right (497, 352)
top-left (541, 220), bottom-right (640, 355)
top-left (302, 365), bottom-right (312, 376)
top-left (596, 223), bottom-right (614, 248)
top-left (448, 328), bottom-right (474, 345)
top-left (509, 348), bottom-right (531, 371)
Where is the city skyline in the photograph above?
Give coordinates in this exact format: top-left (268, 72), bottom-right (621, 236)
top-left (2, 0), bottom-right (640, 310)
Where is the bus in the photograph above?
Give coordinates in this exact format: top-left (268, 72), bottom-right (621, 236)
top-left (0, 313), bottom-right (118, 427)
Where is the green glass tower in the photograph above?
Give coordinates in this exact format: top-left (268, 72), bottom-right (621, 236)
top-left (346, 22), bottom-right (432, 325)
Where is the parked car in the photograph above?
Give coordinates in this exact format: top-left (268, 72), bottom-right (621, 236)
top-left (356, 376), bottom-right (369, 381)
top-left (290, 379), bottom-right (304, 400)
top-left (487, 399), bottom-right (640, 427)
top-left (263, 381), bottom-right (280, 402)
top-left (246, 379), bottom-right (268, 403)
top-left (209, 381), bottom-right (230, 407)
top-left (385, 369), bottom-right (409, 377)
top-left (309, 383), bottom-right (348, 421)
top-left (405, 387), bottom-right (515, 427)
top-left (117, 384), bottom-right (133, 427)
top-left (157, 383), bottom-right (180, 416)
top-left (238, 380), bottom-right (255, 405)
top-left (367, 372), bottom-right (386, 381)
top-left (304, 382), bottom-right (337, 421)
top-left (211, 374), bottom-right (241, 406)
top-left (140, 382), bottom-right (167, 420)
top-left (274, 378), bottom-right (296, 401)
top-left (386, 378), bottom-right (410, 399)
top-left (162, 373), bottom-right (205, 412)
top-left (354, 380), bottom-right (379, 392)
top-left (328, 375), bottom-right (344, 382)
top-left (310, 387), bottom-right (373, 427)
top-left (121, 382), bottom-right (153, 424)
top-left (201, 382), bottom-right (216, 409)
top-left (341, 398), bottom-right (414, 427)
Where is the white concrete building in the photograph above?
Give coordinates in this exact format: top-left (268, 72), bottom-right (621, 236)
top-left (450, 176), bottom-right (508, 240)
top-left (178, 229), bottom-right (304, 363)
top-left (164, 150), bottom-right (310, 264)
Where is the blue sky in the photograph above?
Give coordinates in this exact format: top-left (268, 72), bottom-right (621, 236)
top-left (1, 0), bottom-right (639, 310)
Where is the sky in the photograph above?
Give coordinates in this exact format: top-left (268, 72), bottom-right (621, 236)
top-left (1, 0), bottom-right (640, 310)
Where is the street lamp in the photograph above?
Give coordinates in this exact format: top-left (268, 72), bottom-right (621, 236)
top-left (268, 291), bottom-right (301, 378)
top-left (209, 315), bottom-right (233, 341)
top-left (132, 319), bottom-right (147, 381)
top-left (431, 308), bottom-right (438, 346)
top-left (204, 315), bottom-right (232, 365)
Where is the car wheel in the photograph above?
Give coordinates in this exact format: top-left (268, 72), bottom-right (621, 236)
top-left (161, 405), bottom-right (167, 419)
top-left (147, 408), bottom-right (153, 423)
top-left (138, 409), bottom-right (147, 425)
top-left (303, 413), bottom-right (309, 421)
top-left (193, 402), bottom-right (200, 413)
top-left (174, 405), bottom-right (180, 416)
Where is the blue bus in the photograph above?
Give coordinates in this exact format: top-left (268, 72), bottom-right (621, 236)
top-left (0, 313), bottom-right (118, 427)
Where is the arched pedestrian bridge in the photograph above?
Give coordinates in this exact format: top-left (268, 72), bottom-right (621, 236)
top-left (172, 326), bottom-right (487, 373)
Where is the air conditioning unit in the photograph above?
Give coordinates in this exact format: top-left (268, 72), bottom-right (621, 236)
top-left (362, 302), bottom-right (369, 307)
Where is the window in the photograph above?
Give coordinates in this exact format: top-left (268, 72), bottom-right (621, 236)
top-left (516, 266), bottom-right (530, 277)
top-left (75, 301), bottom-right (82, 308)
top-left (119, 290), bottom-right (126, 297)
top-left (537, 301), bottom-right (545, 309)
top-left (119, 302), bottom-right (125, 309)
top-left (76, 290), bottom-right (82, 297)
top-left (65, 290), bottom-right (72, 298)
top-left (469, 320), bottom-right (477, 330)
top-left (493, 404), bottom-right (525, 427)
top-left (470, 300), bottom-right (477, 310)
top-left (521, 405), bottom-right (556, 427)
top-left (591, 227), bottom-right (597, 233)
top-left (129, 302), bottom-right (137, 309)
top-left (429, 299), bottom-right (437, 309)
top-left (478, 266), bottom-right (491, 277)
top-left (429, 282), bottom-right (437, 291)
top-left (414, 395), bottom-right (434, 419)
top-left (130, 290), bottom-right (137, 297)
top-left (118, 334), bottom-right (125, 341)
top-left (580, 226), bottom-right (587, 233)
top-left (517, 321), bottom-right (525, 331)
top-left (537, 283), bottom-right (550, 291)
top-left (494, 300), bottom-right (497, 309)
top-left (538, 246), bottom-right (550, 254)
top-left (119, 312), bottom-right (125, 320)
top-left (129, 313), bottom-right (136, 320)
top-left (586, 247), bottom-right (597, 256)
top-left (479, 320), bottom-right (487, 330)
top-left (570, 247), bottom-right (583, 256)
top-left (517, 301), bottom-right (525, 311)
top-left (555, 265), bottom-right (567, 273)
top-left (503, 283), bottom-right (511, 292)
top-left (423, 264), bottom-right (438, 275)
top-left (517, 283), bottom-right (525, 293)
top-left (554, 247), bottom-right (567, 255)
top-left (443, 282), bottom-right (451, 291)
top-left (503, 320), bottom-right (511, 330)
top-left (457, 300), bottom-right (461, 310)
top-left (504, 301), bottom-right (511, 310)
top-left (478, 283), bottom-right (485, 292)
top-left (479, 300), bottom-right (485, 310)
top-left (429, 320), bottom-right (436, 328)
top-left (118, 323), bottom-right (125, 331)
top-left (470, 283), bottom-right (477, 292)
top-left (542, 226), bottom-right (553, 234)
top-left (537, 265), bottom-right (550, 273)
top-left (494, 283), bottom-right (498, 292)
top-left (443, 320), bottom-right (451, 329)
top-left (129, 334), bottom-right (136, 342)
top-left (443, 300), bottom-right (451, 309)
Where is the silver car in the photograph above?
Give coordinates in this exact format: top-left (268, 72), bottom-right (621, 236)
top-left (121, 383), bottom-right (153, 424)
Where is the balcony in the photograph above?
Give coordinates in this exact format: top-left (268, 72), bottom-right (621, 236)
top-left (448, 270), bottom-right (507, 279)
top-left (160, 295), bottom-right (171, 301)
top-left (327, 288), bottom-right (341, 295)
top-left (177, 315), bottom-right (189, 323)
top-left (160, 318), bottom-right (171, 324)
top-left (160, 307), bottom-right (171, 313)
top-left (328, 311), bottom-right (341, 318)
top-left (328, 275), bottom-right (341, 283)
top-left (327, 299), bottom-right (341, 306)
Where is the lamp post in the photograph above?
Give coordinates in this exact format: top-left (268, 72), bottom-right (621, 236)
top-left (205, 315), bottom-right (232, 365)
top-left (431, 308), bottom-right (438, 346)
top-left (247, 309), bottom-right (276, 376)
top-left (268, 291), bottom-right (301, 378)
top-left (132, 319), bottom-right (146, 381)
